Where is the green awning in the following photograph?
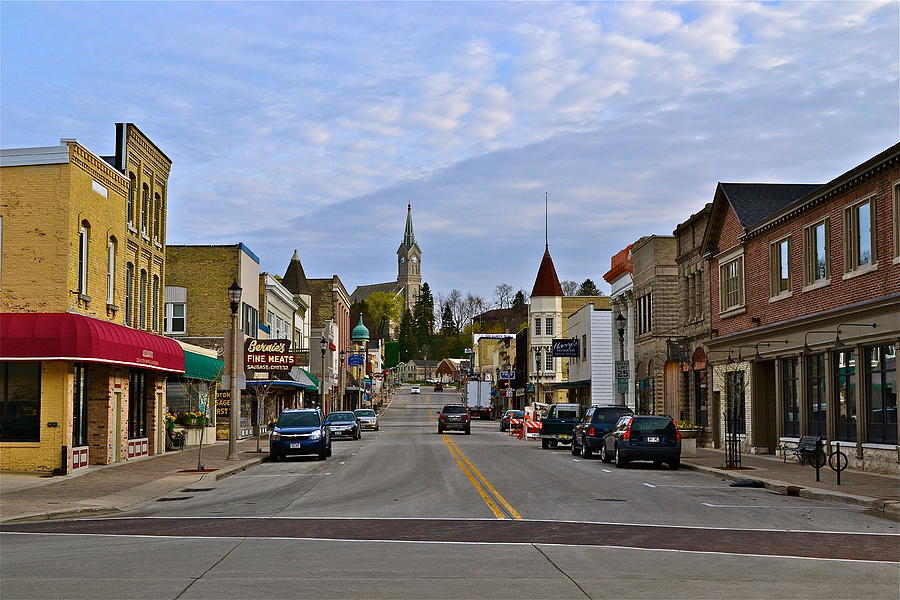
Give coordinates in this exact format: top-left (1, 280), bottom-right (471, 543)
top-left (302, 368), bottom-right (319, 388)
top-left (545, 379), bottom-right (591, 390)
top-left (183, 350), bottom-right (224, 382)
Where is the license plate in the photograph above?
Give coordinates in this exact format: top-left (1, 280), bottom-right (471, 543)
top-left (289, 443), bottom-right (302, 448)
top-left (559, 434), bottom-right (570, 440)
top-left (647, 436), bottom-right (659, 443)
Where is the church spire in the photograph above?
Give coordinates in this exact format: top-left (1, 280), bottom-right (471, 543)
top-left (403, 203), bottom-right (415, 249)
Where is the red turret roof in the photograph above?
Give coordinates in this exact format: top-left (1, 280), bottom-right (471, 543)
top-left (530, 246), bottom-right (563, 297)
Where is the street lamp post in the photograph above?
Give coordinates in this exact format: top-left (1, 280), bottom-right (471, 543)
top-left (339, 349), bottom-right (346, 412)
top-left (227, 280), bottom-right (242, 460)
top-left (616, 310), bottom-right (627, 408)
top-left (319, 335), bottom-right (327, 414)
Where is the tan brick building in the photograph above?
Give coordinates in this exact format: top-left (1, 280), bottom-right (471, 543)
top-left (704, 144), bottom-right (899, 472)
top-left (1, 124), bottom-right (181, 472)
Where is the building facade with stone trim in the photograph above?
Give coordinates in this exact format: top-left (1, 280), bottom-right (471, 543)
top-left (604, 245), bottom-right (636, 411)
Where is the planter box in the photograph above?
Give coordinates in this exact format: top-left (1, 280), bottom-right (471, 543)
top-left (681, 438), bottom-right (697, 457)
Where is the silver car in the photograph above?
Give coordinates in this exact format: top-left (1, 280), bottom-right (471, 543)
top-left (354, 408), bottom-right (379, 431)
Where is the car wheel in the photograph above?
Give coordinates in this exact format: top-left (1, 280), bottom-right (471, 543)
top-left (541, 438), bottom-right (550, 449)
top-left (615, 447), bottom-right (628, 468)
top-left (269, 450), bottom-right (279, 462)
top-left (600, 444), bottom-right (612, 463)
top-left (571, 439), bottom-right (580, 456)
top-left (550, 440), bottom-right (559, 448)
top-left (582, 438), bottom-right (593, 459)
top-left (653, 460), bottom-right (663, 468)
top-left (317, 450), bottom-right (327, 461)
top-left (669, 458), bottom-right (680, 470)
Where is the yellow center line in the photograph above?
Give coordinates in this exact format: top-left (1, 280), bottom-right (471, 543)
top-left (445, 436), bottom-right (523, 519)
top-left (440, 434), bottom-right (505, 519)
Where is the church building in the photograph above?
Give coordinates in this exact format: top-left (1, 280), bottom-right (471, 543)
top-left (350, 203), bottom-right (422, 313)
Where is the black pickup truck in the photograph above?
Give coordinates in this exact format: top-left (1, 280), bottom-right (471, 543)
top-left (539, 403), bottom-right (582, 449)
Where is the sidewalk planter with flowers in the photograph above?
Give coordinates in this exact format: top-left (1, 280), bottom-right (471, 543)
top-left (677, 421), bottom-right (699, 457)
top-left (179, 412), bottom-right (210, 428)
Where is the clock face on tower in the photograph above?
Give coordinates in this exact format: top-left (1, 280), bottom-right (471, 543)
top-left (400, 257), bottom-right (405, 263)
top-left (411, 257), bottom-right (417, 263)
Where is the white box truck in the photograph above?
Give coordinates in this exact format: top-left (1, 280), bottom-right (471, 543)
top-left (465, 380), bottom-right (493, 419)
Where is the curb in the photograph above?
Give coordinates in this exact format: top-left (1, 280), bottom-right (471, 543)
top-left (680, 461), bottom-right (897, 520)
top-left (202, 455), bottom-right (268, 482)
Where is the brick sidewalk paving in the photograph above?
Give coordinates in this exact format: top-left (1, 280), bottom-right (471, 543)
top-left (683, 448), bottom-right (900, 517)
top-left (0, 439), bottom-right (268, 522)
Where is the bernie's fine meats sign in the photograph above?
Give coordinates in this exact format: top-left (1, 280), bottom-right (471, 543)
top-left (244, 338), bottom-right (299, 371)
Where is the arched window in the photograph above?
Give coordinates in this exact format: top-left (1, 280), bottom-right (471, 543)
top-left (141, 184), bottom-right (149, 234)
top-left (125, 262), bottom-right (134, 325)
top-left (107, 237), bottom-right (117, 305)
top-left (153, 193), bottom-right (161, 241)
top-left (139, 269), bottom-right (147, 328)
top-left (152, 275), bottom-right (160, 331)
top-left (78, 220), bottom-right (90, 296)
top-left (127, 174), bottom-right (136, 226)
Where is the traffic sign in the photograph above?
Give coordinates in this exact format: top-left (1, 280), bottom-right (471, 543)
top-left (615, 360), bottom-right (630, 379)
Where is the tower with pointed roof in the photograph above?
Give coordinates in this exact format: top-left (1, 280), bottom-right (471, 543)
top-left (529, 244), bottom-right (564, 404)
top-left (396, 203), bottom-right (422, 313)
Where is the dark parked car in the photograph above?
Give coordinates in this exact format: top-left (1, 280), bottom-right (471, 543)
top-left (269, 409), bottom-right (331, 461)
top-left (571, 405), bottom-right (634, 458)
top-left (437, 404), bottom-right (470, 434)
top-left (499, 409), bottom-right (524, 432)
top-left (600, 415), bottom-right (681, 469)
top-left (325, 411), bottom-right (361, 440)
top-left (433, 383), bottom-right (444, 392)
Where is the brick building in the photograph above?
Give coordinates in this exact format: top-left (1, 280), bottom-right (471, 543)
top-left (630, 235), bottom-right (680, 416)
top-left (704, 143), bottom-right (899, 472)
top-left (1, 125), bottom-right (182, 472)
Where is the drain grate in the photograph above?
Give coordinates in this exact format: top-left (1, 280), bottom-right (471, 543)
top-left (594, 498), bottom-right (627, 502)
top-left (182, 488), bottom-right (215, 492)
top-left (156, 496), bottom-right (192, 502)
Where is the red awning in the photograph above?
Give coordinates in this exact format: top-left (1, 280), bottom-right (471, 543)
top-left (0, 313), bottom-right (185, 374)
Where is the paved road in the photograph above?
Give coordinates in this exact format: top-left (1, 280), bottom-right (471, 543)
top-left (2, 388), bottom-right (898, 599)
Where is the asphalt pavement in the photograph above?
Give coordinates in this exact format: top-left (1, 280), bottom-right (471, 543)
top-left (2, 387), bottom-right (898, 599)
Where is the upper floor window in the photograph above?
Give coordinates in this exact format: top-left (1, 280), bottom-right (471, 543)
top-left (125, 262), bottom-right (134, 325)
top-left (637, 293), bottom-right (652, 335)
top-left (127, 173), bottom-right (136, 226)
top-left (769, 237), bottom-right (791, 297)
top-left (844, 198), bottom-right (876, 272)
top-left (545, 350), bottom-right (554, 371)
top-left (164, 286), bottom-right (187, 334)
top-left (106, 237), bottom-right (116, 305)
top-left (141, 184), bottom-right (149, 235)
top-left (719, 255), bottom-right (744, 313)
top-left (153, 193), bottom-right (161, 242)
top-left (139, 270), bottom-right (147, 328)
top-left (893, 182), bottom-right (899, 260)
top-left (534, 348), bottom-right (542, 372)
top-left (242, 303), bottom-right (259, 336)
top-left (545, 317), bottom-right (554, 336)
top-left (804, 219), bottom-right (829, 285)
top-left (534, 317), bottom-right (541, 336)
top-left (582, 334), bottom-right (587, 360)
top-left (152, 275), bottom-right (160, 332)
top-left (78, 221), bottom-right (90, 297)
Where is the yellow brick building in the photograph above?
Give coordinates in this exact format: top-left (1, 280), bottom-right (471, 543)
top-left (0, 124), bottom-right (182, 473)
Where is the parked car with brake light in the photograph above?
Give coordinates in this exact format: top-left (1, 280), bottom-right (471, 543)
top-left (437, 404), bottom-right (470, 434)
top-left (269, 409), bottom-right (331, 461)
top-left (499, 409), bottom-right (524, 431)
top-left (600, 415), bottom-right (681, 469)
top-left (354, 408), bottom-right (379, 431)
top-left (571, 405), bottom-right (633, 458)
top-left (325, 411), bottom-right (361, 440)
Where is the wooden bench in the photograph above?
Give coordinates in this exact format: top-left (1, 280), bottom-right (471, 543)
top-left (778, 435), bottom-right (821, 464)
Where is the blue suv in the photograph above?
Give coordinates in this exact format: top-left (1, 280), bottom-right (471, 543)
top-left (269, 409), bottom-right (331, 461)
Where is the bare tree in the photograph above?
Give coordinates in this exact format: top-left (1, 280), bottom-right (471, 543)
top-left (495, 283), bottom-right (513, 309)
top-left (561, 280), bottom-right (578, 296)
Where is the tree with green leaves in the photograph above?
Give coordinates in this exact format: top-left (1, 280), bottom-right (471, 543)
top-left (366, 291), bottom-right (404, 340)
top-left (577, 278), bottom-right (601, 296)
top-left (413, 282), bottom-right (435, 353)
top-left (440, 304), bottom-right (456, 336)
top-left (512, 289), bottom-right (527, 311)
top-left (397, 310), bottom-right (416, 360)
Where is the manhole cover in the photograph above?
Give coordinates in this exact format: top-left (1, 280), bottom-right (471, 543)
top-left (156, 496), bottom-right (192, 502)
top-left (182, 488), bottom-right (215, 492)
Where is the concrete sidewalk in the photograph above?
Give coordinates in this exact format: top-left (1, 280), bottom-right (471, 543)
top-left (682, 448), bottom-right (900, 519)
top-left (0, 439), bottom-right (268, 523)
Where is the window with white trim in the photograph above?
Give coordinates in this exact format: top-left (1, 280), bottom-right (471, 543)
top-left (534, 317), bottom-right (541, 336)
top-left (803, 219), bottom-right (829, 284)
top-left (152, 275), bottom-right (160, 332)
top-left (127, 173), bottom-right (136, 226)
top-left (106, 238), bottom-right (116, 304)
top-left (78, 221), bottom-right (90, 296)
top-left (844, 197), bottom-right (876, 272)
top-left (125, 262), bottom-right (134, 325)
top-left (769, 236), bottom-right (790, 296)
top-left (153, 192), bottom-right (161, 242)
top-left (636, 293), bottom-right (652, 335)
top-left (545, 317), bottom-right (554, 336)
top-left (545, 349), bottom-right (554, 371)
top-left (141, 184), bottom-right (149, 235)
top-left (893, 182), bottom-right (899, 260)
top-left (139, 269), bottom-right (147, 328)
top-left (164, 286), bottom-right (187, 334)
top-left (719, 255), bottom-right (744, 313)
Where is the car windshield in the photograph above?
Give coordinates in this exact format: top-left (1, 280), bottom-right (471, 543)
top-left (631, 417), bottom-right (676, 435)
top-left (594, 408), bottom-right (629, 423)
top-left (442, 406), bottom-right (467, 413)
top-left (325, 412), bottom-right (356, 422)
top-left (506, 411), bottom-right (523, 418)
top-left (277, 412), bottom-right (320, 428)
top-left (355, 410), bottom-right (376, 417)
top-left (558, 410), bottom-right (579, 419)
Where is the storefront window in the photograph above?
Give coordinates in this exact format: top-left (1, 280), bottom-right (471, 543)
top-left (694, 369), bottom-right (708, 428)
top-left (782, 358), bottom-right (800, 437)
top-left (725, 370), bottom-right (746, 434)
top-left (806, 354), bottom-right (827, 438)
top-left (73, 364), bottom-right (88, 447)
top-left (866, 345), bottom-right (896, 445)
top-left (833, 350), bottom-right (857, 442)
top-left (0, 362), bottom-right (41, 442)
top-left (128, 370), bottom-right (147, 439)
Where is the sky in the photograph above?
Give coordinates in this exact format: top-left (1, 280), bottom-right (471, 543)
top-left (2, 1), bottom-right (898, 303)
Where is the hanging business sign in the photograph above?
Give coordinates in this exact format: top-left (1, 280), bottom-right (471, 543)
top-left (499, 371), bottom-right (515, 380)
top-left (348, 353), bottom-right (365, 367)
top-left (551, 338), bottom-right (580, 358)
top-left (244, 338), bottom-right (298, 372)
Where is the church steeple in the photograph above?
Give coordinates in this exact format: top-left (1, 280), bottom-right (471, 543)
top-left (403, 203), bottom-right (415, 249)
